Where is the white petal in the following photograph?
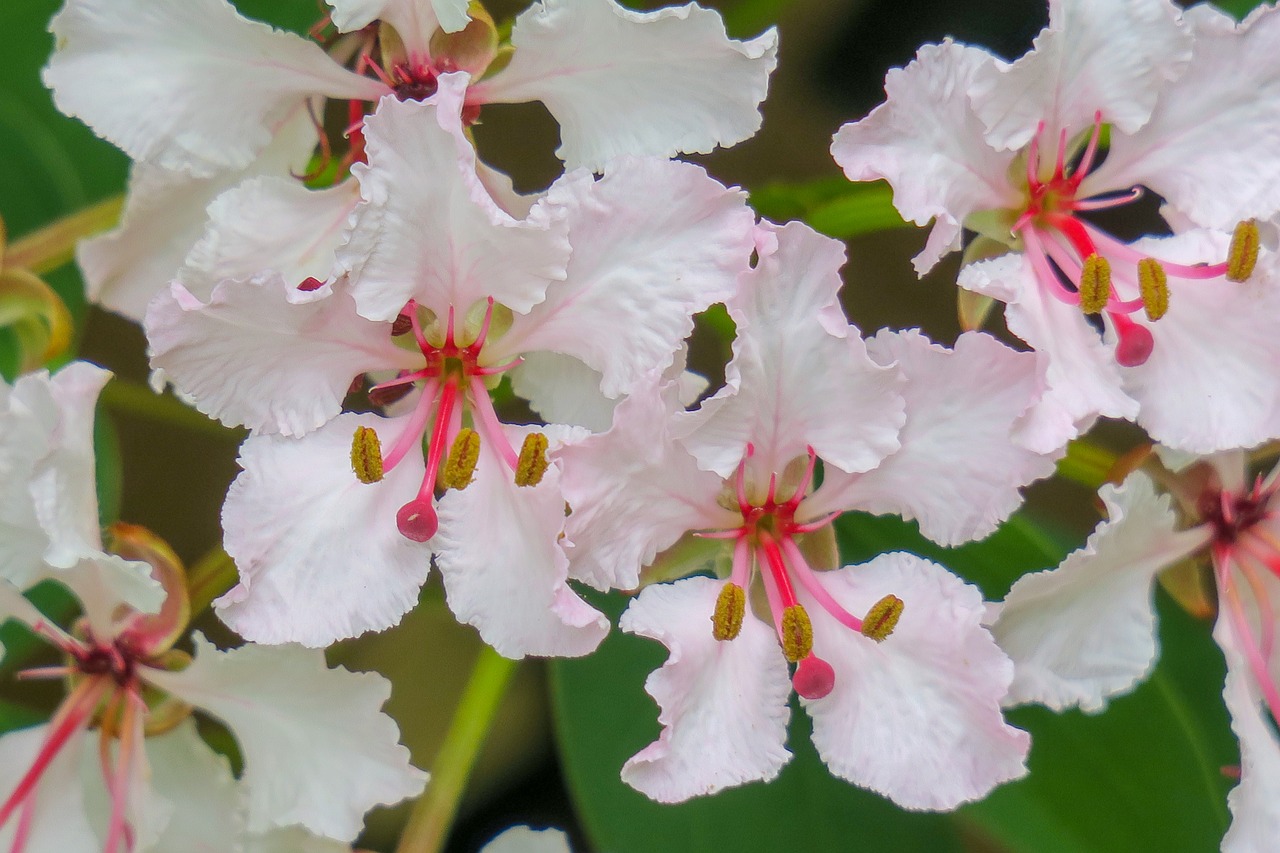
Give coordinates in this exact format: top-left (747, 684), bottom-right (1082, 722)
top-left (79, 700), bottom-right (172, 851)
top-left (57, 556), bottom-right (167, 640)
top-left (683, 221), bottom-right (904, 479)
top-left (144, 635), bottom-right (427, 840)
top-left (991, 473), bottom-right (1209, 712)
top-left (969, 0), bottom-right (1191, 150)
top-left (807, 330), bottom-right (1057, 546)
top-left (44, 0), bottom-right (383, 176)
top-left (341, 81), bottom-right (569, 321)
top-left (0, 726), bottom-right (97, 852)
top-left (247, 827), bottom-right (352, 853)
top-left (216, 413), bottom-right (434, 646)
top-left (559, 379), bottom-right (733, 591)
top-left (509, 352), bottom-right (617, 433)
top-left (328, 0), bottom-right (470, 42)
top-left (482, 826), bottom-right (573, 853)
top-left (830, 40), bottom-right (1017, 274)
top-left (619, 576), bottom-right (793, 802)
top-left (0, 380), bottom-right (54, 589)
top-left (146, 275), bottom-right (410, 436)
top-left (434, 428), bottom-right (608, 658)
top-left (803, 553), bottom-right (1029, 810)
top-left (1092, 6), bottom-right (1280, 229)
top-left (473, 0), bottom-right (776, 171)
top-left (145, 721), bottom-right (245, 853)
top-left (78, 112), bottom-right (319, 321)
top-left (1124, 233), bottom-right (1280, 453)
top-left (489, 159), bottom-right (753, 397)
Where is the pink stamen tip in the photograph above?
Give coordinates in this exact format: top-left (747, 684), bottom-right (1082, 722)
top-left (297, 277), bottom-right (325, 292)
top-left (396, 499), bottom-right (438, 542)
top-left (793, 655), bottom-right (836, 700)
top-left (1112, 316), bottom-right (1154, 367)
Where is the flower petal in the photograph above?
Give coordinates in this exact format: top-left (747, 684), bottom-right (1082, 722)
top-left (618, 576), bottom-right (793, 802)
top-left (327, 0), bottom-right (471, 42)
top-left (807, 329), bottom-right (1057, 546)
top-left (482, 826), bottom-right (573, 853)
top-left (143, 634), bottom-right (427, 840)
top-left (44, 0), bottom-right (383, 176)
top-left (803, 553), bottom-right (1029, 810)
top-left (144, 720), bottom-right (244, 853)
top-left (991, 473), bottom-right (1209, 712)
top-left (0, 725), bottom-right (97, 852)
top-left (248, 827), bottom-right (353, 853)
top-left (216, 413), bottom-right (434, 646)
top-left (341, 80), bottom-right (569, 321)
top-left (473, 0), bottom-right (776, 171)
top-left (508, 352), bottom-right (617, 433)
top-left (434, 427), bottom-right (608, 658)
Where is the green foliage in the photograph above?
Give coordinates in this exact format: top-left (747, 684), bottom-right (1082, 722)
top-left (749, 178), bottom-right (907, 239)
top-left (1212, 0), bottom-right (1272, 20)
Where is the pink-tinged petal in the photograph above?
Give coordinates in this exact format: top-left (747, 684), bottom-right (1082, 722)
top-left (216, 413), bottom-right (433, 646)
top-left (2, 557), bottom-right (163, 644)
top-left (969, 0), bottom-right (1190, 151)
top-left (0, 726), bottom-right (97, 851)
top-left (342, 81), bottom-right (569, 321)
top-left (803, 553), bottom-right (1029, 810)
top-left (1091, 6), bottom-right (1280, 229)
top-left (619, 576), bottom-right (793, 802)
top-left (434, 427), bottom-right (608, 658)
top-left (961, 253), bottom-right (1139, 449)
top-left (1216, 615), bottom-right (1280, 853)
top-left (81, 697), bottom-right (172, 851)
top-left (178, 177), bottom-right (361, 298)
top-left (509, 352), bottom-right (617, 433)
top-left (248, 827), bottom-right (353, 853)
top-left (1123, 233), bottom-right (1280, 453)
top-left (559, 379), bottom-right (733, 591)
top-left (146, 275), bottom-right (411, 437)
top-left (327, 0), bottom-right (471, 43)
top-left (831, 40), bottom-right (1017, 274)
top-left (489, 159), bottom-right (753, 397)
top-left (683, 221), bottom-right (904, 479)
top-left (144, 635), bottom-right (427, 840)
top-left (991, 474), bottom-right (1210, 712)
top-left (472, 0), bottom-right (777, 171)
top-left (482, 826), bottom-right (572, 853)
top-left (0, 384), bottom-right (53, 589)
top-left (143, 721), bottom-right (244, 853)
top-left (78, 111), bottom-right (319, 321)
top-left (806, 330), bottom-right (1057, 546)
top-left (43, 0), bottom-right (383, 177)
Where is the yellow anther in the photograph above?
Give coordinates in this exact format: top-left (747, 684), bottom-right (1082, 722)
top-left (1137, 258), bottom-right (1169, 321)
top-left (711, 583), bottom-right (746, 641)
top-left (860, 594), bottom-right (904, 642)
top-left (1077, 254), bottom-right (1111, 314)
top-left (442, 428), bottom-right (481, 490)
top-left (1228, 219), bottom-right (1260, 282)
top-left (515, 432), bottom-right (550, 487)
top-left (350, 425), bottom-right (384, 484)
top-left (780, 604), bottom-right (814, 663)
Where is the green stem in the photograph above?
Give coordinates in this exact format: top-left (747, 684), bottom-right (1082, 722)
top-left (1055, 439), bottom-right (1120, 491)
top-left (100, 378), bottom-right (242, 442)
top-left (396, 646), bottom-right (518, 853)
top-left (186, 546), bottom-right (240, 616)
top-left (6, 197), bottom-right (123, 275)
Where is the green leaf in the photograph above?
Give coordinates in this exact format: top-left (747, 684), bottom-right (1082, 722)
top-left (0, 698), bottom-right (42, 736)
top-left (749, 178), bottom-right (907, 239)
top-left (1211, 0), bottom-right (1270, 19)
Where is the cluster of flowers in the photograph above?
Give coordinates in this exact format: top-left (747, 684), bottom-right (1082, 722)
top-left (2, 0), bottom-right (1279, 849)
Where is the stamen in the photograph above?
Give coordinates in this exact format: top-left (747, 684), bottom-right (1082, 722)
top-left (1112, 312), bottom-right (1154, 367)
top-left (468, 378), bottom-right (520, 470)
top-left (860, 595), bottom-right (904, 642)
top-left (712, 583), bottom-right (746, 641)
top-left (792, 654), bottom-right (836, 700)
top-left (1137, 259), bottom-right (1169, 321)
top-left (1078, 254), bottom-right (1111, 314)
top-left (442, 429), bottom-right (481, 490)
top-left (780, 604), bottom-right (814, 663)
top-left (350, 426), bottom-right (384, 484)
top-left (1228, 220), bottom-right (1260, 282)
top-left (515, 433), bottom-right (550, 487)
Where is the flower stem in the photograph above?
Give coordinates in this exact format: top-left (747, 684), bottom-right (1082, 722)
top-left (186, 546), bottom-right (239, 616)
top-left (396, 646), bottom-right (518, 853)
top-left (5, 197), bottom-right (123, 275)
top-left (1056, 438), bottom-right (1119, 490)
top-left (100, 378), bottom-right (242, 442)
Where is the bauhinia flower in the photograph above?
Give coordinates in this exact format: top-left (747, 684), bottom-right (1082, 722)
top-left (988, 449), bottom-right (1280, 851)
top-left (831, 0), bottom-right (1280, 454)
top-left (0, 527), bottom-right (426, 852)
top-left (46, 0), bottom-right (776, 319)
top-left (557, 220), bottom-right (1052, 806)
top-left (143, 88), bottom-right (755, 656)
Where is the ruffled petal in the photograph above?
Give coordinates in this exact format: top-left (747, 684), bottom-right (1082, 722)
top-left (806, 329), bottom-right (1056, 546)
top-left (44, 0), bottom-right (383, 176)
top-left (508, 352), bottom-right (617, 433)
top-left (146, 275), bottom-right (410, 436)
top-left (327, 0), bottom-right (470, 43)
top-left (618, 576), bottom-right (793, 802)
top-left (0, 726), bottom-right (97, 852)
top-left (559, 378), bottom-right (733, 591)
top-left (482, 826), bottom-right (573, 853)
top-left (216, 413), bottom-right (434, 646)
top-left (248, 827), bottom-right (353, 853)
top-left (144, 721), bottom-right (244, 853)
top-left (990, 473), bottom-right (1209, 711)
top-left (683, 221), bottom-right (904, 479)
top-left (473, 0), bottom-right (776, 171)
top-left (341, 80), bottom-right (570, 321)
top-left (143, 635), bottom-right (427, 841)
top-left (803, 553), bottom-right (1029, 810)
top-left (434, 427), bottom-right (608, 658)
top-left (489, 159), bottom-right (752, 397)
top-left (830, 40), bottom-right (1017, 274)
top-left (969, 0), bottom-right (1191, 150)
